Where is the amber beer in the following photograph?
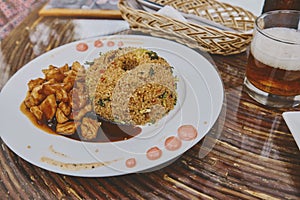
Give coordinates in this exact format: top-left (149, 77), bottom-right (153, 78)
top-left (244, 18), bottom-right (300, 107)
top-left (246, 27), bottom-right (300, 96)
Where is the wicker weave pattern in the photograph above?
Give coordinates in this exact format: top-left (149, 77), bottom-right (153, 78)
top-left (151, 0), bottom-right (255, 31)
top-left (118, 0), bottom-right (255, 55)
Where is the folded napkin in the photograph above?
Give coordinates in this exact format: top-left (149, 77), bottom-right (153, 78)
top-left (72, 19), bottom-right (129, 39)
top-left (283, 111), bottom-right (300, 150)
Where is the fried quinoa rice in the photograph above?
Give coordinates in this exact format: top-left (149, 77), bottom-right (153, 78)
top-left (86, 47), bottom-right (177, 125)
top-left (86, 47), bottom-right (136, 99)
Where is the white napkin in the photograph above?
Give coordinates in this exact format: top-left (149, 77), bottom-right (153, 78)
top-left (72, 19), bottom-right (130, 39)
top-left (156, 5), bottom-right (187, 22)
top-left (155, 0), bottom-right (266, 33)
top-left (157, 5), bottom-right (239, 32)
top-left (157, 0), bottom-right (264, 20)
top-left (283, 111), bottom-right (300, 150)
top-left (219, 0), bottom-right (264, 16)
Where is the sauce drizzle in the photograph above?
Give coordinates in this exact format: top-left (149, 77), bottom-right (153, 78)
top-left (21, 102), bottom-right (142, 143)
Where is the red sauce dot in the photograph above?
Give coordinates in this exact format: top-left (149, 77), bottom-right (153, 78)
top-left (125, 158), bottom-right (136, 168)
top-left (76, 42), bottom-right (88, 51)
top-left (107, 41), bottom-right (115, 47)
top-left (94, 40), bottom-right (103, 47)
top-left (146, 146), bottom-right (162, 160)
top-left (178, 125), bottom-right (198, 141)
top-left (165, 136), bottom-right (182, 151)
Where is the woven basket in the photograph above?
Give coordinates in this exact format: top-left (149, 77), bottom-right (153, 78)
top-left (118, 0), bottom-right (256, 55)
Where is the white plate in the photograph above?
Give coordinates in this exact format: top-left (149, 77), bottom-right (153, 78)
top-left (0, 35), bottom-right (224, 177)
top-left (283, 111), bottom-right (300, 150)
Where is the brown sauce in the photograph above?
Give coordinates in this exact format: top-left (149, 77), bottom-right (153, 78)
top-left (20, 102), bottom-right (142, 143)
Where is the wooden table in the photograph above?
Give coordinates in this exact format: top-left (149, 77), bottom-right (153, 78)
top-left (0, 2), bottom-right (300, 199)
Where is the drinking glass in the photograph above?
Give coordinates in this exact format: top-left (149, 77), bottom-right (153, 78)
top-left (244, 10), bottom-right (300, 107)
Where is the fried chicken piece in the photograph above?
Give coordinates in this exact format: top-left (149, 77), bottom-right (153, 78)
top-left (24, 92), bottom-right (39, 108)
top-left (55, 88), bottom-right (69, 102)
top-left (39, 94), bottom-right (57, 121)
top-left (30, 106), bottom-right (43, 121)
top-left (42, 66), bottom-right (65, 82)
top-left (62, 82), bottom-right (73, 92)
top-left (80, 117), bottom-right (101, 140)
top-left (56, 108), bottom-right (69, 124)
top-left (40, 82), bottom-right (61, 96)
top-left (63, 71), bottom-right (76, 84)
top-left (73, 104), bottom-right (92, 121)
top-left (58, 102), bottom-right (71, 116)
top-left (27, 78), bottom-right (45, 92)
top-left (68, 111), bottom-right (74, 121)
top-left (30, 84), bottom-right (46, 105)
top-left (59, 64), bottom-right (69, 73)
top-left (72, 61), bottom-right (85, 72)
top-left (56, 121), bottom-right (76, 135)
top-left (70, 88), bottom-right (88, 111)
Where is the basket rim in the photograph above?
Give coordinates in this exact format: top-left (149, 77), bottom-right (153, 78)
top-left (118, 0), bottom-right (254, 55)
top-left (119, 0), bottom-right (256, 34)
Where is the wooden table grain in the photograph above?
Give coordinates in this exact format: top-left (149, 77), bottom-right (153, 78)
top-left (0, 2), bottom-right (300, 199)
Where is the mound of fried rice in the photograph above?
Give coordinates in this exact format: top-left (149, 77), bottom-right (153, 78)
top-left (86, 47), bottom-right (177, 125)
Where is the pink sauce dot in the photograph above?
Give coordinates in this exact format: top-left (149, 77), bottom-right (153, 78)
top-left (165, 136), bottom-right (182, 151)
top-left (178, 125), bottom-right (198, 141)
top-left (107, 41), bottom-right (115, 47)
top-left (146, 146), bottom-right (162, 160)
top-left (76, 42), bottom-right (88, 51)
top-left (125, 158), bottom-right (136, 168)
top-left (117, 41), bottom-right (124, 47)
top-left (94, 40), bottom-right (103, 47)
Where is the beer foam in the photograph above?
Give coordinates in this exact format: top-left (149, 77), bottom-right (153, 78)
top-left (251, 27), bottom-right (300, 71)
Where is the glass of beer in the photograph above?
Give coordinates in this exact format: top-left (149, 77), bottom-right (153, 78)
top-left (244, 10), bottom-right (300, 107)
